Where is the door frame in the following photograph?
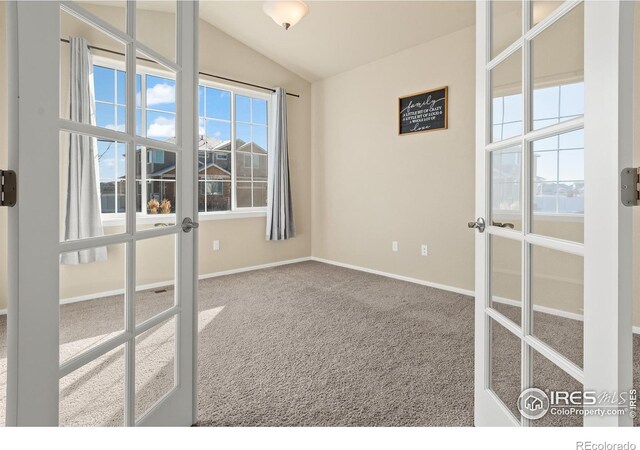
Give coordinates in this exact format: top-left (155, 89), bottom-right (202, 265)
top-left (5, 0), bottom-right (199, 426)
top-left (474, 0), bottom-right (635, 426)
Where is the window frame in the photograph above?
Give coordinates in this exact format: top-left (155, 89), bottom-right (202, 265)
top-left (92, 56), bottom-right (271, 225)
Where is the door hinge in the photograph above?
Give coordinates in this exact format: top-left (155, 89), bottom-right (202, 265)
top-left (621, 167), bottom-right (640, 207)
top-left (0, 170), bottom-right (16, 207)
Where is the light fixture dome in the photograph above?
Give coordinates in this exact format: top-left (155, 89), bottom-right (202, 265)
top-left (263, 1), bottom-right (309, 30)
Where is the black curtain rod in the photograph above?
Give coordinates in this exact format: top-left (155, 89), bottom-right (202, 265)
top-left (60, 38), bottom-right (301, 98)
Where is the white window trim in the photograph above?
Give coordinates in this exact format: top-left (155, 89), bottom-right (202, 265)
top-left (92, 56), bottom-right (271, 223)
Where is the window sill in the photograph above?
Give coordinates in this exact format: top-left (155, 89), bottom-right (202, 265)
top-left (101, 210), bottom-right (267, 228)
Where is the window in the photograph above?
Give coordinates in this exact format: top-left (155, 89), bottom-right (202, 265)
top-left (94, 61), bottom-right (270, 218)
top-left (198, 87), bottom-right (269, 212)
top-left (492, 81), bottom-right (584, 216)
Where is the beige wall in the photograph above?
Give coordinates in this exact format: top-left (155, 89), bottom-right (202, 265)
top-left (311, 25), bottom-right (477, 292)
top-left (0, 4), bottom-right (311, 306)
top-left (310, 19), bottom-right (640, 327)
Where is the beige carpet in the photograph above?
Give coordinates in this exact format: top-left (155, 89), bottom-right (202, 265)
top-left (0, 261), bottom-right (639, 426)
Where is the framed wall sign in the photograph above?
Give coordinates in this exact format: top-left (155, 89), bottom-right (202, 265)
top-left (398, 86), bottom-right (448, 135)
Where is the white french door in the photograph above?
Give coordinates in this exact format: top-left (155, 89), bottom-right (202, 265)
top-left (474, 0), bottom-right (635, 426)
top-left (6, 1), bottom-right (199, 426)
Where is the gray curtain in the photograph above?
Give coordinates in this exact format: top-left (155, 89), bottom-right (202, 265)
top-left (266, 87), bottom-right (296, 240)
top-left (61, 37), bottom-right (107, 265)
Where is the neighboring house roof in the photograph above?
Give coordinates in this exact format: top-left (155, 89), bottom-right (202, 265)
top-left (117, 135), bottom-right (266, 179)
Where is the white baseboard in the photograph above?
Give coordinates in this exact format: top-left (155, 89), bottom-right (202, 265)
top-left (309, 257), bottom-right (475, 297)
top-left (2, 256), bottom-right (640, 336)
top-left (198, 257), bottom-right (311, 281)
top-left (0, 257), bottom-right (312, 316)
top-left (310, 257), bottom-right (640, 335)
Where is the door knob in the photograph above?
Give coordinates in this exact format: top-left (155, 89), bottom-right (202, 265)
top-left (181, 217), bottom-right (200, 233)
top-left (468, 217), bottom-right (486, 233)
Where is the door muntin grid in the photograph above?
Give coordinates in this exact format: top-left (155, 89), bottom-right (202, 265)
top-left (57, 1), bottom-right (184, 426)
top-left (484, 0), bottom-right (586, 425)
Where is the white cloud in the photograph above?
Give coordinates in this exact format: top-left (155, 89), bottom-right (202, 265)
top-left (146, 83), bottom-right (175, 107)
top-left (147, 115), bottom-right (175, 139)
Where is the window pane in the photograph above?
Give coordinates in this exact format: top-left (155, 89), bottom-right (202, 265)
top-left (491, 49), bottom-right (522, 143)
top-left (94, 66), bottom-right (115, 103)
top-left (491, 145), bottom-right (522, 230)
top-left (205, 119), bottom-right (231, 144)
top-left (533, 149), bottom-right (557, 181)
top-left (236, 152), bottom-right (252, 182)
top-left (532, 86), bottom-right (559, 122)
top-left (146, 75), bottom-right (176, 113)
top-left (146, 111), bottom-right (176, 141)
top-left (136, 235), bottom-right (175, 324)
top-left (253, 154), bottom-right (268, 182)
top-left (236, 182), bottom-right (252, 208)
top-left (203, 181), bottom-right (231, 212)
top-left (559, 83), bottom-right (584, 118)
top-left (531, 129), bottom-right (584, 241)
top-left (490, 317), bottom-right (521, 421)
top-left (253, 183), bottom-right (268, 208)
top-left (252, 98), bottom-right (268, 125)
top-left (490, 235), bottom-right (521, 326)
top-left (236, 95), bottom-right (251, 123)
top-left (95, 103), bottom-right (116, 129)
top-left (199, 85), bottom-right (205, 117)
top-left (212, 151), bottom-right (231, 173)
top-left (116, 106), bottom-right (126, 133)
top-left (136, 0), bottom-right (176, 62)
top-left (531, 246), bottom-right (584, 369)
top-left (252, 125), bottom-right (268, 153)
top-left (117, 70), bottom-right (126, 105)
top-left (532, 1), bottom-right (564, 27)
top-left (206, 88), bottom-right (231, 121)
top-left (491, 1), bottom-right (521, 59)
top-left (236, 123), bottom-right (251, 148)
top-left (146, 180), bottom-right (176, 214)
top-left (532, 3), bottom-right (583, 130)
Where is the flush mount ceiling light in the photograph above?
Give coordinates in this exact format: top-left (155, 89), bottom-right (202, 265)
top-left (263, 1), bottom-right (309, 30)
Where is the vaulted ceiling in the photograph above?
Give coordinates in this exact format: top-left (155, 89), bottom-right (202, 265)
top-left (199, 1), bottom-right (475, 82)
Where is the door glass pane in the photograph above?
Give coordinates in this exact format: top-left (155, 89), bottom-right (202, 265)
top-left (60, 132), bottom-right (127, 243)
top-left (136, 317), bottom-right (176, 419)
top-left (491, 145), bottom-right (522, 231)
top-left (60, 8), bottom-right (127, 129)
top-left (137, 54), bottom-right (177, 143)
top-left (532, 3), bottom-right (583, 131)
top-left (72, 1), bottom-right (126, 33)
top-left (136, 235), bottom-right (176, 325)
top-left (136, 1), bottom-right (176, 63)
top-left (491, 1), bottom-right (522, 59)
top-left (531, 129), bottom-right (584, 242)
top-left (531, 1), bottom-right (564, 27)
top-left (490, 317), bottom-right (521, 421)
top-left (137, 147), bottom-right (178, 231)
top-left (60, 344), bottom-right (125, 426)
top-left (60, 244), bottom-right (126, 365)
top-left (531, 348), bottom-right (583, 426)
top-left (531, 245), bottom-right (583, 368)
top-left (491, 49), bottom-right (522, 143)
top-left (490, 236), bottom-right (521, 326)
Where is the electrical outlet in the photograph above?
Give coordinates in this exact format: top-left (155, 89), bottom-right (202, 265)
top-left (421, 244), bottom-right (428, 256)
top-left (392, 241), bottom-right (399, 252)
top-left (213, 240), bottom-right (220, 251)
